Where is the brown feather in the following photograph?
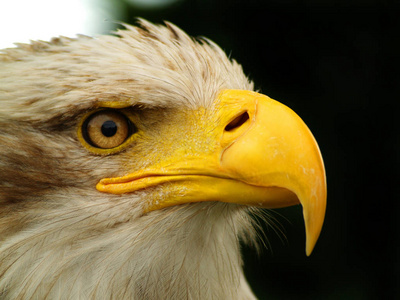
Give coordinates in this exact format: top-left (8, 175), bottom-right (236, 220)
top-left (0, 20), bottom-right (260, 299)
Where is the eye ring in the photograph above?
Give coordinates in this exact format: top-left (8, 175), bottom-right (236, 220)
top-left (78, 109), bottom-right (137, 154)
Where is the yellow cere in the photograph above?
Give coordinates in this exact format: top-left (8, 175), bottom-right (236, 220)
top-left (94, 89), bottom-right (327, 255)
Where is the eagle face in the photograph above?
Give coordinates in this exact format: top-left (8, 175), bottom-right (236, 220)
top-left (0, 21), bottom-right (326, 299)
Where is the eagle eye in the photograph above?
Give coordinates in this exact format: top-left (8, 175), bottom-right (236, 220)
top-left (81, 110), bottom-right (136, 150)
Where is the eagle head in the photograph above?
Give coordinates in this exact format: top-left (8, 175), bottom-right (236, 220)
top-left (0, 20), bottom-right (326, 299)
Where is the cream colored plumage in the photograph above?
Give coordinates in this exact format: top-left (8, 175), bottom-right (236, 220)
top-left (0, 20), bottom-right (326, 299)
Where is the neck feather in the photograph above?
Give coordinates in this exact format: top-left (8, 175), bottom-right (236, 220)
top-left (0, 202), bottom-right (258, 299)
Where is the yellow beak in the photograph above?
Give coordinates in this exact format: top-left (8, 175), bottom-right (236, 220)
top-left (97, 90), bottom-right (327, 255)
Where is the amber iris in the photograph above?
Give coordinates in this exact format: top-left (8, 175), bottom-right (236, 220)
top-left (83, 110), bottom-right (131, 149)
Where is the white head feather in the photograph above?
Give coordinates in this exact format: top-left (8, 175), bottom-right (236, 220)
top-left (0, 20), bottom-right (261, 299)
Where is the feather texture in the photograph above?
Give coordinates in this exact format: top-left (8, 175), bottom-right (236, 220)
top-left (0, 20), bottom-right (260, 299)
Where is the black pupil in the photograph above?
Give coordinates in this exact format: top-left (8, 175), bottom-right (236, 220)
top-left (101, 120), bottom-right (118, 137)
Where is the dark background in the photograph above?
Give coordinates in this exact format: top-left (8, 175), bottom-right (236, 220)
top-left (10, 0), bottom-right (395, 298)
top-left (112, 0), bottom-right (398, 298)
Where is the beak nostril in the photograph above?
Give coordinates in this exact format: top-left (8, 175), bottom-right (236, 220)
top-left (225, 111), bottom-right (250, 131)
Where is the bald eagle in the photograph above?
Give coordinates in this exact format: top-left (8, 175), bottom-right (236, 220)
top-left (0, 20), bottom-right (326, 299)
